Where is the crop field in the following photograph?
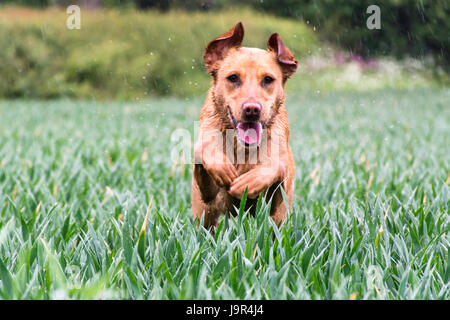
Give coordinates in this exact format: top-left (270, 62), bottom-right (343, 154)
top-left (0, 88), bottom-right (449, 299)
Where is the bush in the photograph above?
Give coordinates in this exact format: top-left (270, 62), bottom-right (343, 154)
top-left (236, 0), bottom-right (449, 71)
top-left (0, 7), bottom-right (317, 99)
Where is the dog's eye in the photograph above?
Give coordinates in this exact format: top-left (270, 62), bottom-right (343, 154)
top-left (227, 74), bottom-right (240, 84)
top-left (262, 76), bottom-right (275, 86)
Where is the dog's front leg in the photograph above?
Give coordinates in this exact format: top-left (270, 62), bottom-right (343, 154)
top-left (194, 138), bottom-right (237, 193)
top-left (193, 137), bottom-right (237, 229)
top-left (228, 159), bottom-right (286, 199)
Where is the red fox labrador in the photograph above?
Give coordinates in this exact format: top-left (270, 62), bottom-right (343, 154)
top-left (191, 22), bottom-right (297, 228)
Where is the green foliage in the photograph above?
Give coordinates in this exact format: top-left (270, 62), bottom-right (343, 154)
top-left (0, 8), bottom-right (317, 99)
top-left (1, 0), bottom-right (51, 7)
top-left (4, 1), bottom-right (448, 71)
top-left (0, 89), bottom-right (448, 299)
top-left (237, 0), bottom-right (450, 70)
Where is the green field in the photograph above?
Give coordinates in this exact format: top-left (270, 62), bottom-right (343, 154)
top-left (0, 89), bottom-right (449, 299)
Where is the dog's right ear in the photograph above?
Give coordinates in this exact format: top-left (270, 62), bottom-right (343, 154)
top-left (204, 22), bottom-right (244, 76)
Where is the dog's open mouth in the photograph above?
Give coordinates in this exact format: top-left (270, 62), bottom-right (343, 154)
top-left (229, 109), bottom-right (264, 146)
top-left (236, 122), bottom-right (262, 145)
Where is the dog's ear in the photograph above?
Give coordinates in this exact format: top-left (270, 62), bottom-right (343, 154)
top-left (204, 22), bottom-right (244, 76)
top-left (267, 33), bottom-right (298, 81)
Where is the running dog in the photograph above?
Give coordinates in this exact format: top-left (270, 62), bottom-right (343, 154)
top-left (191, 22), bottom-right (297, 228)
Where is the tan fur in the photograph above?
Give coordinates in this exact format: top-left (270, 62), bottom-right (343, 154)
top-left (191, 22), bottom-right (297, 228)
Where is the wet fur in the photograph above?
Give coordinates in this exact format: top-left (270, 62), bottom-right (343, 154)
top-left (191, 23), bottom-right (297, 229)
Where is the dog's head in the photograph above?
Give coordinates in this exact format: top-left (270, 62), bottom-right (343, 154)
top-left (204, 22), bottom-right (297, 146)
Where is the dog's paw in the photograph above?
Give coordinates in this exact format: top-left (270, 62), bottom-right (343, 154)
top-left (229, 162), bottom-right (285, 199)
top-left (228, 170), bottom-right (267, 199)
top-left (204, 162), bottom-right (238, 189)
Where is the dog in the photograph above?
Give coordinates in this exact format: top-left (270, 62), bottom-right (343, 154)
top-left (191, 22), bottom-right (297, 228)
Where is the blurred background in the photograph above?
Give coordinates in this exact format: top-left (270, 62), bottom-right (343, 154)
top-left (0, 0), bottom-right (448, 100)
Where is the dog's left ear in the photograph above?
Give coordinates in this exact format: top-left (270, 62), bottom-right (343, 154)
top-left (204, 22), bottom-right (244, 76)
top-left (267, 33), bottom-right (298, 81)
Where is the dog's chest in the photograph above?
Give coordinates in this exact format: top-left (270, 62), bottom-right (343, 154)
top-left (232, 141), bottom-right (270, 175)
top-left (232, 144), bottom-right (263, 174)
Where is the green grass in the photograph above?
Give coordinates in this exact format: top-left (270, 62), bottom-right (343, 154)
top-left (0, 88), bottom-right (449, 299)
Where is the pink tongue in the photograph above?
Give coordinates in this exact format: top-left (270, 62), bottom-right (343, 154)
top-left (237, 122), bottom-right (262, 145)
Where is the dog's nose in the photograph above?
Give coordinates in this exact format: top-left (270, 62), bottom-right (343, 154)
top-left (242, 103), bottom-right (261, 120)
